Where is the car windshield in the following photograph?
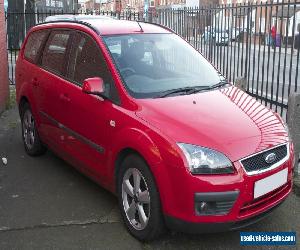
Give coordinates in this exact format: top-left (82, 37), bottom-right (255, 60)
top-left (103, 33), bottom-right (225, 98)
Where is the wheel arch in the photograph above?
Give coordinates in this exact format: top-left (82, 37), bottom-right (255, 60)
top-left (19, 96), bottom-right (29, 115)
top-left (114, 147), bottom-right (147, 190)
top-left (109, 127), bottom-right (166, 193)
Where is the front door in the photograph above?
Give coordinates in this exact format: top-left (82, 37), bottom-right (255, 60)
top-left (57, 31), bottom-right (120, 181)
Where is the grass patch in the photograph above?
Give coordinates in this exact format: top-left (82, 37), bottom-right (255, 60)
top-left (5, 86), bottom-right (16, 110)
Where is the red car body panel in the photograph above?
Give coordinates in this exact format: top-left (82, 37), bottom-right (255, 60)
top-left (135, 86), bottom-right (289, 162)
top-left (16, 20), bottom-right (294, 229)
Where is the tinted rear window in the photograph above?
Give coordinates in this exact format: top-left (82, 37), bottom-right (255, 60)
top-left (41, 31), bottom-right (71, 75)
top-left (24, 30), bottom-right (49, 63)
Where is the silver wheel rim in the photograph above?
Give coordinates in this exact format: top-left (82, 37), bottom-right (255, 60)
top-left (122, 168), bottom-right (150, 230)
top-left (22, 109), bottom-right (35, 150)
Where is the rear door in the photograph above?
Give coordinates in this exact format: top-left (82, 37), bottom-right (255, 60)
top-left (17, 29), bottom-right (49, 126)
top-left (37, 29), bottom-right (73, 150)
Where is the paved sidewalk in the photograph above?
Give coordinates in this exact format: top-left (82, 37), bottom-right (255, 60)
top-left (0, 107), bottom-right (299, 249)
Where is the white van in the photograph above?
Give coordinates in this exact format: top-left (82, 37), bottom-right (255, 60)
top-left (287, 11), bottom-right (300, 43)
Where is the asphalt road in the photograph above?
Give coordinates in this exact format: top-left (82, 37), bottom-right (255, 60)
top-left (0, 107), bottom-right (299, 250)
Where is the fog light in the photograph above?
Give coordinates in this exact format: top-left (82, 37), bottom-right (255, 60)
top-left (195, 191), bottom-right (239, 216)
top-left (195, 201), bottom-right (217, 215)
top-left (199, 201), bottom-right (208, 212)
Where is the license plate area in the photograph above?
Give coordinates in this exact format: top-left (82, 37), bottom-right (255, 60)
top-left (254, 168), bottom-right (288, 199)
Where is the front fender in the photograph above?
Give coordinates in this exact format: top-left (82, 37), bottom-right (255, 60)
top-left (106, 124), bottom-right (185, 215)
top-left (108, 126), bottom-right (163, 177)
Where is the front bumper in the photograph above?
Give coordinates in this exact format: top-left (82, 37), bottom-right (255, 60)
top-left (159, 144), bottom-right (294, 231)
top-left (165, 198), bottom-right (286, 233)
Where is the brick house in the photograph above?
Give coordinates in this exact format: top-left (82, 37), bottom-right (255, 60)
top-left (99, 0), bottom-right (141, 12)
top-left (85, 0), bottom-right (101, 11)
top-left (156, 0), bottom-right (218, 8)
top-left (0, 0), bottom-right (9, 113)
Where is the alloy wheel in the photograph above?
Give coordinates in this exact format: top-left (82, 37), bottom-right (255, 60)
top-left (22, 109), bottom-right (36, 150)
top-left (122, 168), bottom-right (151, 230)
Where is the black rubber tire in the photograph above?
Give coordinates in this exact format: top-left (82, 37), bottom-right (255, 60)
top-left (20, 102), bottom-right (47, 156)
top-left (117, 154), bottom-right (166, 241)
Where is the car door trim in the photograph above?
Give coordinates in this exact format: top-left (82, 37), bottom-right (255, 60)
top-left (40, 111), bottom-right (105, 154)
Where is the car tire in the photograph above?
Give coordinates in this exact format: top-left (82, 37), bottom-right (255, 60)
top-left (20, 102), bottom-right (47, 156)
top-left (117, 154), bottom-right (166, 241)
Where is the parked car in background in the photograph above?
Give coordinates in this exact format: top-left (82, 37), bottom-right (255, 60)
top-left (227, 28), bottom-right (243, 41)
top-left (16, 17), bottom-right (294, 241)
top-left (287, 11), bottom-right (300, 45)
top-left (203, 29), bottom-right (229, 45)
top-left (227, 27), bottom-right (255, 42)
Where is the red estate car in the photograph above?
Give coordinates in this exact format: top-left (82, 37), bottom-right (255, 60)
top-left (16, 17), bottom-right (294, 241)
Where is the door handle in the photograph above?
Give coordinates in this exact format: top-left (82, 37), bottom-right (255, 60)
top-left (31, 77), bottom-right (38, 87)
top-left (59, 93), bottom-right (71, 102)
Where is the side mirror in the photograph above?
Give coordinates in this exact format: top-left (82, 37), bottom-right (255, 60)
top-left (82, 77), bottom-right (105, 97)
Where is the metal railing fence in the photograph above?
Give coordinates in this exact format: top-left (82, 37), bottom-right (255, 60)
top-left (5, 1), bottom-right (300, 116)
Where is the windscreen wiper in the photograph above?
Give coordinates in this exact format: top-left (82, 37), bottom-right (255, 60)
top-left (189, 81), bottom-right (229, 94)
top-left (157, 86), bottom-right (200, 98)
top-left (157, 82), bottom-right (229, 98)
top-left (209, 81), bottom-right (229, 89)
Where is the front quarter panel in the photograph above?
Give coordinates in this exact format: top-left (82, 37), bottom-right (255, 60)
top-left (106, 109), bottom-right (187, 214)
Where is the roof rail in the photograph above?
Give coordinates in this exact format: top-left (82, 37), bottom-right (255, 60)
top-left (35, 20), bottom-right (100, 34)
top-left (35, 19), bottom-right (173, 36)
top-left (139, 21), bottom-right (175, 33)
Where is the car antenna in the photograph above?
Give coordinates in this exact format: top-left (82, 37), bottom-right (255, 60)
top-left (136, 21), bottom-right (144, 32)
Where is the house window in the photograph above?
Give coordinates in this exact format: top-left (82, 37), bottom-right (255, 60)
top-left (46, 0), bottom-right (63, 8)
top-left (150, 0), bottom-right (155, 7)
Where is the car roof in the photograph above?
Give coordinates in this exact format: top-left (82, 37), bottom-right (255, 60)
top-left (39, 17), bottom-right (172, 35)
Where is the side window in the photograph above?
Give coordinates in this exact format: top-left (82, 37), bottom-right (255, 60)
top-left (141, 42), bottom-right (154, 66)
top-left (104, 38), bottom-right (125, 69)
top-left (41, 30), bottom-right (71, 75)
top-left (106, 39), bottom-right (122, 57)
top-left (24, 30), bottom-right (49, 63)
top-left (68, 32), bottom-right (120, 103)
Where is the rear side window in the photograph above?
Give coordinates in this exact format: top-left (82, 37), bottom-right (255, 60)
top-left (41, 30), bottom-right (71, 75)
top-left (24, 30), bottom-right (49, 63)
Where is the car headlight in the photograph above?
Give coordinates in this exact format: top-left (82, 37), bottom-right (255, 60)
top-left (177, 143), bottom-right (234, 174)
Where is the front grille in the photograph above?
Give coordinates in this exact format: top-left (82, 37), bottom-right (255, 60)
top-left (231, 201), bottom-right (283, 231)
top-left (213, 201), bottom-right (236, 215)
top-left (241, 144), bottom-right (288, 173)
